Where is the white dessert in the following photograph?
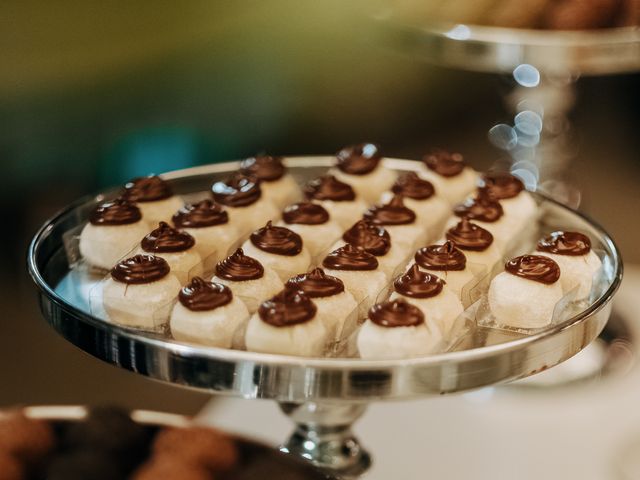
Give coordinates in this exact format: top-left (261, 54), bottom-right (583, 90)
top-left (443, 218), bottom-right (502, 272)
top-left (122, 175), bottom-right (184, 224)
top-left (239, 155), bottom-right (300, 208)
top-left (419, 150), bottom-right (478, 205)
top-left (279, 202), bottom-right (343, 259)
top-left (304, 175), bottom-right (369, 229)
top-left (480, 172), bottom-right (538, 233)
top-left (363, 195), bottom-right (426, 253)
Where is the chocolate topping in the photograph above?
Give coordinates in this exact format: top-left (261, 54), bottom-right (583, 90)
top-left (111, 254), bottom-right (170, 284)
top-left (282, 202), bottom-right (330, 225)
top-left (123, 175), bottom-right (174, 202)
top-left (178, 277), bottom-right (233, 311)
top-left (322, 244), bottom-right (379, 271)
top-left (240, 155), bottom-right (286, 182)
top-left (342, 220), bottom-right (391, 256)
top-left (368, 299), bottom-right (424, 328)
top-left (505, 254), bottom-right (560, 285)
top-left (304, 175), bottom-right (356, 202)
top-left (454, 195), bottom-right (504, 223)
top-left (363, 195), bottom-right (417, 226)
top-left (172, 200), bottom-right (229, 228)
top-left (481, 172), bottom-right (525, 199)
top-left (89, 198), bottom-right (142, 226)
top-left (286, 268), bottom-right (345, 298)
top-left (537, 231), bottom-right (592, 256)
top-left (141, 222), bottom-right (195, 253)
top-left (216, 248), bottom-right (264, 281)
top-left (250, 221), bottom-right (303, 256)
top-left (415, 241), bottom-right (467, 271)
top-left (422, 149), bottom-right (466, 177)
top-left (335, 143), bottom-right (382, 175)
top-left (446, 218), bottom-right (494, 251)
top-left (211, 173), bottom-right (262, 207)
top-left (391, 172), bottom-right (435, 200)
top-left (394, 264), bottom-right (445, 298)
top-left (258, 287), bottom-right (317, 327)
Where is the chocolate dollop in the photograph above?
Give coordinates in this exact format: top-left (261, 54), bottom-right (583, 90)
top-left (211, 173), bottom-right (262, 207)
top-left (368, 299), bottom-right (424, 328)
top-left (172, 200), bottom-right (229, 228)
top-left (505, 254), bottom-right (560, 285)
top-left (537, 231), bottom-right (592, 256)
top-left (240, 155), bottom-right (286, 182)
top-left (89, 198), bottom-right (142, 226)
top-left (342, 220), bottom-right (391, 256)
top-left (415, 241), bottom-right (467, 271)
top-left (286, 268), bottom-right (345, 298)
top-left (215, 248), bottom-right (264, 281)
top-left (394, 264), bottom-right (445, 298)
top-left (481, 172), bottom-right (524, 199)
top-left (391, 172), bottom-right (435, 200)
top-left (422, 149), bottom-right (465, 177)
top-left (111, 254), bottom-right (170, 284)
top-left (250, 221), bottom-right (303, 256)
top-left (322, 244), bottom-right (379, 271)
top-left (178, 277), bottom-right (233, 311)
top-left (141, 222), bottom-right (195, 253)
top-left (123, 175), bottom-right (174, 202)
top-left (258, 287), bottom-right (317, 327)
top-left (446, 218), bottom-right (494, 251)
top-left (454, 195), bottom-right (504, 223)
top-left (282, 202), bottom-right (330, 225)
top-left (335, 143), bottom-right (382, 175)
top-left (304, 175), bottom-right (356, 202)
top-left (363, 195), bottom-right (417, 226)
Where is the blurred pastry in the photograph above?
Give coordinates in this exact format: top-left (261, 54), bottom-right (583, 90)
top-left (240, 154), bottom-right (300, 207)
top-left (445, 218), bottom-right (502, 271)
top-left (279, 202), bottom-right (342, 259)
top-left (122, 175), bottom-right (184, 225)
top-left (0, 411), bottom-right (54, 463)
top-left (303, 174), bottom-right (368, 229)
top-left (363, 194), bottom-right (425, 253)
top-left (489, 0), bottom-right (551, 28)
top-left (420, 149), bottom-right (478, 205)
top-left (543, 0), bottom-right (620, 29)
top-left (479, 172), bottom-right (537, 232)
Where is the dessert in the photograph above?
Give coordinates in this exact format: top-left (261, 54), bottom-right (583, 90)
top-left (304, 174), bottom-right (368, 229)
top-left (322, 244), bottom-right (389, 314)
top-left (390, 264), bottom-right (464, 337)
top-left (536, 231), bottom-right (602, 298)
top-left (286, 268), bottom-right (358, 342)
top-left (211, 173), bottom-right (279, 234)
top-left (102, 254), bottom-right (181, 329)
top-left (357, 299), bottom-right (443, 359)
top-left (420, 149), bottom-right (478, 205)
top-left (445, 218), bottom-right (502, 271)
top-left (244, 288), bottom-right (326, 357)
top-left (79, 197), bottom-right (150, 270)
top-left (279, 202), bottom-right (342, 259)
top-left (172, 200), bottom-right (239, 264)
top-left (122, 175), bottom-right (184, 224)
top-left (212, 248), bottom-right (283, 314)
top-left (329, 143), bottom-right (396, 204)
top-left (239, 154), bottom-right (300, 207)
top-left (414, 241), bottom-right (477, 299)
top-left (488, 254), bottom-right (563, 329)
top-left (479, 172), bottom-right (537, 231)
top-left (170, 277), bottom-right (250, 348)
top-left (133, 459), bottom-right (211, 480)
top-left (241, 222), bottom-right (311, 282)
top-left (140, 222), bottom-right (203, 283)
top-left (363, 194), bottom-right (425, 252)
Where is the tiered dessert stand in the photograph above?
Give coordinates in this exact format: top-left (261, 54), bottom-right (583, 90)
top-left (28, 158), bottom-right (623, 478)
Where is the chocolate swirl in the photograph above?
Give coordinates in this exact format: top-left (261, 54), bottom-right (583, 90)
top-left (211, 173), bottom-right (262, 207)
top-left (178, 277), bottom-right (232, 311)
top-left (286, 268), bottom-right (345, 298)
top-left (322, 244), bottom-right (378, 271)
top-left (454, 195), bottom-right (504, 223)
top-left (363, 195), bottom-right (417, 226)
top-left (282, 202), bottom-right (330, 225)
top-left (391, 172), bottom-right (435, 200)
top-left (89, 198), bottom-right (142, 226)
top-left (172, 200), bottom-right (229, 228)
top-left (240, 155), bottom-right (285, 182)
top-left (368, 299), bottom-right (424, 328)
top-left (215, 248), bottom-right (264, 281)
top-left (141, 222), bottom-right (195, 253)
top-left (505, 254), bottom-right (560, 285)
top-left (111, 254), bottom-right (170, 284)
top-left (335, 143), bottom-right (382, 175)
top-left (446, 218), bottom-right (493, 251)
top-left (123, 175), bottom-right (174, 202)
top-left (342, 220), bottom-right (391, 256)
top-left (304, 175), bottom-right (356, 202)
top-left (537, 231), bottom-right (592, 256)
top-left (422, 149), bottom-right (465, 177)
top-left (415, 241), bottom-right (467, 271)
top-left (250, 221), bottom-right (303, 256)
top-left (258, 287), bottom-right (317, 327)
top-left (481, 172), bottom-right (524, 200)
top-left (394, 264), bottom-right (445, 299)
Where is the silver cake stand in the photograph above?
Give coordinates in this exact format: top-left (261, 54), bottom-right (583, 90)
top-left (28, 158), bottom-right (623, 478)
